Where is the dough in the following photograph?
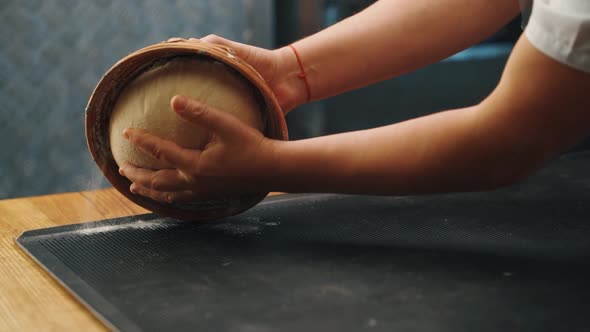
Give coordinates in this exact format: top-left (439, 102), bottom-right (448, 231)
top-left (109, 57), bottom-right (263, 170)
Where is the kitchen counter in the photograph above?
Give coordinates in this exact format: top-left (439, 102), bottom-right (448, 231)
top-left (0, 188), bottom-right (149, 330)
top-left (3, 157), bottom-right (590, 331)
top-left (1, 188), bottom-right (281, 331)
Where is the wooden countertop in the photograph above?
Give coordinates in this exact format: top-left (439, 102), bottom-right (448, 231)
top-left (1, 188), bottom-right (199, 330)
top-left (0, 188), bottom-right (282, 330)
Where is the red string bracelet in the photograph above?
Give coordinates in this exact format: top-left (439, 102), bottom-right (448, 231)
top-left (288, 44), bottom-right (312, 102)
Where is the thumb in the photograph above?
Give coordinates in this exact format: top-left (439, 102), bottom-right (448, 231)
top-left (171, 95), bottom-right (245, 141)
top-left (199, 34), bottom-right (250, 56)
top-left (197, 34), bottom-right (269, 72)
top-left (199, 34), bottom-right (233, 46)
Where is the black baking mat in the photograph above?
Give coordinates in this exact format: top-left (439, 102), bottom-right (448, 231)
top-left (17, 152), bottom-right (590, 332)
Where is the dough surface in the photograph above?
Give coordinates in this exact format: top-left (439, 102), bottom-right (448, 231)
top-left (109, 57), bottom-right (263, 170)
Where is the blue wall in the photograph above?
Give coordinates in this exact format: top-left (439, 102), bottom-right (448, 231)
top-left (0, 0), bottom-right (271, 199)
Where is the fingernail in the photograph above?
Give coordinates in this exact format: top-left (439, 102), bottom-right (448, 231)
top-left (130, 183), bottom-right (137, 194)
top-left (119, 167), bottom-right (125, 176)
top-left (172, 95), bottom-right (187, 112)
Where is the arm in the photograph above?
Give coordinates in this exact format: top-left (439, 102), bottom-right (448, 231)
top-left (202, 0), bottom-right (520, 112)
top-left (270, 35), bottom-right (590, 194)
top-left (120, 36), bottom-right (590, 201)
top-left (284, 0), bottom-right (521, 104)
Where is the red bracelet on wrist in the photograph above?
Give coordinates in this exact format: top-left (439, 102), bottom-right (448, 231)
top-left (288, 44), bottom-right (312, 103)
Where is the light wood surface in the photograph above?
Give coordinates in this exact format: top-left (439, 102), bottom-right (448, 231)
top-left (0, 188), bottom-right (150, 331)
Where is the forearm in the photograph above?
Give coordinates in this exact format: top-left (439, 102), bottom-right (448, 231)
top-left (266, 35), bottom-right (590, 195)
top-left (268, 106), bottom-right (510, 195)
top-left (278, 0), bottom-right (520, 105)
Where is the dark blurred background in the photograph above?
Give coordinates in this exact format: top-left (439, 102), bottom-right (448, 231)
top-left (3, 0), bottom-right (579, 200)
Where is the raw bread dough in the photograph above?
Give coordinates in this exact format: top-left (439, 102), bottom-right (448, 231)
top-left (109, 57), bottom-right (263, 170)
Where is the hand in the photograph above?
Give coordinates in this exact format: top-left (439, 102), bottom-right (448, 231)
top-left (119, 95), bottom-right (279, 203)
top-left (193, 35), bottom-right (306, 114)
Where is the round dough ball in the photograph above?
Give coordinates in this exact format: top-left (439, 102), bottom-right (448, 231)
top-left (109, 57), bottom-right (263, 170)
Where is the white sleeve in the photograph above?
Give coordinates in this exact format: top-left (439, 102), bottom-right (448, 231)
top-left (524, 0), bottom-right (590, 73)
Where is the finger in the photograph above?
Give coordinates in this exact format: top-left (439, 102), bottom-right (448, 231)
top-left (129, 183), bottom-right (196, 204)
top-left (200, 34), bottom-right (229, 44)
top-left (200, 34), bottom-right (242, 53)
top-left (171, 95), bottom-right (250, 142)
top-left (199, 34), bottom-right (266, 68)
top-left (119, 163), bottom-right (191, 192)
top-left (123, 128), bottom-right (198, 169)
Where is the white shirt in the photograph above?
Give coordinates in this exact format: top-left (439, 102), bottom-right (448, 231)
top-left (520, 0), bottom-right (590, 73)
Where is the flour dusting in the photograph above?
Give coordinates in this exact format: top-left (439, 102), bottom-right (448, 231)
top-left (76, 219), bottom-right (174, 235)
top-left (209, 217), bottom-right (280, 236)
top-left (210, 223), bottom-right (262, 236)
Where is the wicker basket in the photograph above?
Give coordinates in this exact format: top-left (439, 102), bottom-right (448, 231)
top-left (85, 38), bottom-right (288, 220)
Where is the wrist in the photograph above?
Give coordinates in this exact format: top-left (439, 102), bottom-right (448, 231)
top-left (273, 45), bottom-right (312, 112)
top-left (260, 137), bottom-right (344, 194)
top-left (259, 138), bottom-right (298, 192)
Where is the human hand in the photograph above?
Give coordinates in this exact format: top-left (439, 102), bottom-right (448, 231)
top-left (118, 95), bottom-right (279, 203)
top-left (193, 35), bottom-right (306, 114)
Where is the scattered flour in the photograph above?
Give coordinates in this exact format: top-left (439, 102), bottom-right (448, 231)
top-left (209, 217), bottom-right (280, 236)
top-left (76, 219), bottom-right (175, 236)
top-left (210, 223), bottom-right (262, 236)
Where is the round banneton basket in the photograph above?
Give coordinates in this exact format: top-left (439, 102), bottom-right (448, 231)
top-left (86, 38), bottom-right (288, 221)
